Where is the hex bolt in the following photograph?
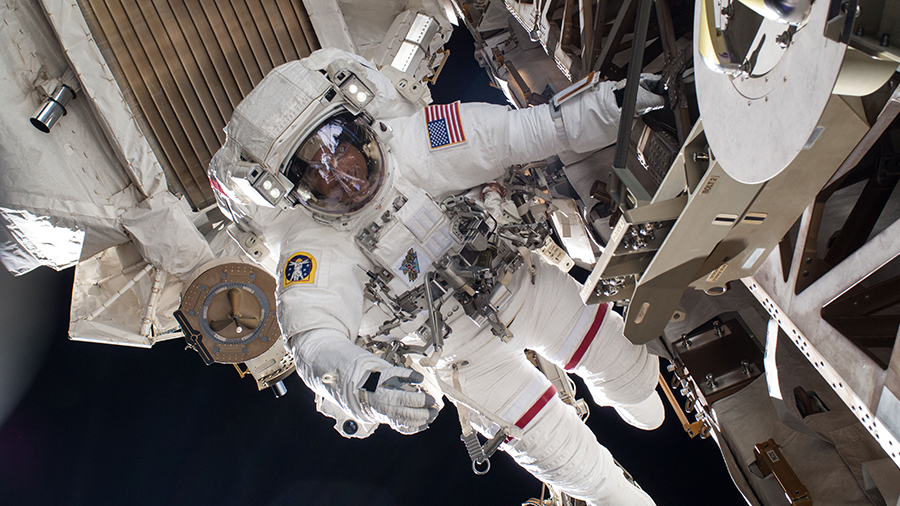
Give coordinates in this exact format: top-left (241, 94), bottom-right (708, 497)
top-left (775, 30), bottom-right (793, 48)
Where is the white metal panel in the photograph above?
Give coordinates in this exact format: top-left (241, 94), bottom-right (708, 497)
top-left (303, 0), bottom-right (357, 53)
top-left (39, 0), bottom-right (167, 199)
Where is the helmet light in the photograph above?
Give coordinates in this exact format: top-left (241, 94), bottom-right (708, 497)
top-left (336, 74), bottom-right (374, 111)
top-left (231, 162), bottom-right (292, 208)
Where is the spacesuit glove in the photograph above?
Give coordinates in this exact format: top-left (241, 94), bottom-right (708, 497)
top-left (288, 329), bottom-right (439, 434)
top-left (556, 75), bottom-right (662, 153)
top-left (355, 365), bottom-right (440, 435)
top-left (613, 73), bottom-right (666, 115)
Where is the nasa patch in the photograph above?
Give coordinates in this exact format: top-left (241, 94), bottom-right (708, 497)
top-left (283, 252), bottom-right (317, 287)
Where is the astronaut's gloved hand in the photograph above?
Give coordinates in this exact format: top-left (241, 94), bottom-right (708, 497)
top-left (612, 73), bottom-right (666, 115)
top-left (556, 74), bottom-right (665, 152)
top-left (287, 328), bottom-right (440, 435)
top-left (356, 365), bottom-right (439, 434)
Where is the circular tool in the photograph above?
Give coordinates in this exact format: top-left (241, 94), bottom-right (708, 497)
top-left (178, 259), bottom-right (280, 364)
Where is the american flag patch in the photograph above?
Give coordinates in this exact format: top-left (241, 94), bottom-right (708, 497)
top-left (425, 102), bottom-right (466, 150)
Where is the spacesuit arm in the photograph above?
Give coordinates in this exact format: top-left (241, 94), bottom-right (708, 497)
top-left (287, 328), bottom-right (438, 434)
top-left (556, 75), bottom-right (665, 153)
top-left (388, 81), bottom-right (661, 196)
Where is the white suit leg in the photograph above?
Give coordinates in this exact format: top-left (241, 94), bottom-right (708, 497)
top-left (442, 335), bottom-right (655, 506)
top-left (563, 306), bottom-right (665, 430)
top-left (508, 257), bottom-right (665, 430)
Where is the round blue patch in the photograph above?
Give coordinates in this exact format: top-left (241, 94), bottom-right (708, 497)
top-left (283, 252), bottom-right (316, 286)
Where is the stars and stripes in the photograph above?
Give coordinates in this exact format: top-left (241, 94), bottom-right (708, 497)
top-left (425, 101), bottom-right (466, 149)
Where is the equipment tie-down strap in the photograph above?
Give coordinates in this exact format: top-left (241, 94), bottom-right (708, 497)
top-left (449, 363), bottom-right (511, 474)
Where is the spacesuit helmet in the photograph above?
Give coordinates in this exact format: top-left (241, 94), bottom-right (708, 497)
top-left (210, 51), bottom-right (405, 228)
top-left (283, 112), bottom-right (387, 217)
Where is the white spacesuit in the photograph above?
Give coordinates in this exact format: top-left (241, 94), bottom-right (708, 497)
top-left (210, 48), bottom-right (665, 506)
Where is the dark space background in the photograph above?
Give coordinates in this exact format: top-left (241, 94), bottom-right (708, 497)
top-left (0, 28), bottom-right (746, 506)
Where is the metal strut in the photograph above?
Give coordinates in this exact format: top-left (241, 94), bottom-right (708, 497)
top-left (424, 272), bottom-right (445, 354)
top-left (609, 0), bottom-right (656, 206)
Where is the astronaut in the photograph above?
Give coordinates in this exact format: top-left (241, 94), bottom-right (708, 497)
top-left (210, 48), bottom-right (666, 505)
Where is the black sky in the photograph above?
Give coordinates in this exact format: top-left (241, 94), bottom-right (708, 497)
top-left (0, 28), bottom-right (746, 506)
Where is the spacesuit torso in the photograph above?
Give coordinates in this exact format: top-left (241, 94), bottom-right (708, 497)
top-left (353, 174), bottom-right (462, 339)
top-left (359, 177), bottom-right (461, 297)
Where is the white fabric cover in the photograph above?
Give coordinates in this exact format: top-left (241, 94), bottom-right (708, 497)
top-left (216, 50), bottom-right (661, 505)
top-left (0, 225), bottom-right (43, 275)
top-left (302, 0), bottom-right (357, 53)
top-left (0, 0), bottom-right (134, 272)
top-left (39, 0), bottom-right (167, 198)
top-left (1, 0), bottom-right (217, 285)
top-left (120, 192), bottom-right (216, 282)
top-left (69, 246), bottom-right (184, 348)
top-left (0, 207), bottom-right (84, 274)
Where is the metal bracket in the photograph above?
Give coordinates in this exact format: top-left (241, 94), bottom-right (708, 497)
top-left (174, 309), bottom-right (214, 366)
top-left (752, 439), bottom-right (812, 505)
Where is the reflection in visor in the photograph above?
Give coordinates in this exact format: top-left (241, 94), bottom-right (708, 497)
top-left (284, 113), bottom-right (386, 217)
top-left (307, 140), bottom-right (371, 204)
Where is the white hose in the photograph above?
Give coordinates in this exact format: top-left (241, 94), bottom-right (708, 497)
top-left (87, 264), bottom-right (153, 321)
top-left (139, 269), bottom-right (165, 339)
